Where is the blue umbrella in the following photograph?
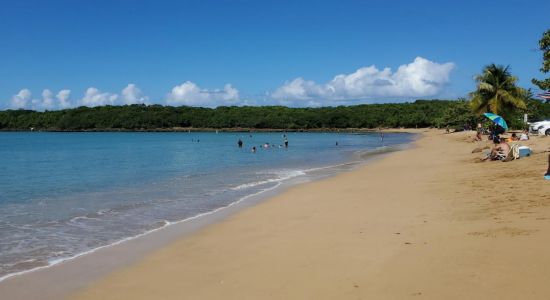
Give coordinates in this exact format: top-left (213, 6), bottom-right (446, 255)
top-left (483, 113), bottom-right (508, 130)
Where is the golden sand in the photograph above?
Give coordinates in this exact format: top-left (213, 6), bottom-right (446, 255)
top-left (64, 130), bottom-right (550, 299)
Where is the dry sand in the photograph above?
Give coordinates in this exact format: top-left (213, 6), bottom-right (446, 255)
top-left (67, 129), bottom-right (550, 299)
top-left (6, 129), bottom-right (550, 299)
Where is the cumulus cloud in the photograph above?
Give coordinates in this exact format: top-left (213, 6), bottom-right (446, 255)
top-left (5, 58), bottom-right (455, 110)
top-left (10, 89), bottom-right (32, 108)
top-left (7, 84), bottom-right (149, 110)
top-left (166, 81), bottom-right (240, 107)
top-left (57, 89), bottom-right (72, 108)
top-left (121, 83), bottom-right (149, 105)
top-left (40, 89), bottom-right (55, 109)
top-left (9, 88), bottom-right (72, 110)
top-left (80, 87), bottom-right (118, 107)
top-left (271, 57), bottom-right (455, 106)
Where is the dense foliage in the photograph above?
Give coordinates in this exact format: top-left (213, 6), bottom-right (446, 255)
top-left (470, 64), bottom-right (526, 118)
top-left (532, 29), bottom-right (550, 92)
top-left (1, 99), bottom-right (548, 131)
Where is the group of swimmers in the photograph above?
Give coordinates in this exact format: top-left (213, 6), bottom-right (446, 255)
top-left (239, 134), bottom-right (289, 153)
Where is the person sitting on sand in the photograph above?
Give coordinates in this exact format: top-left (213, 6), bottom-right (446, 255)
top-left (520, 130), bottom-right (529, 141)
top-left (482, 137), bottom-right (511, 161)
top-left (507, 133), bottom-right (520, 142)
top-left (473, 131), bottom-right (482, 141)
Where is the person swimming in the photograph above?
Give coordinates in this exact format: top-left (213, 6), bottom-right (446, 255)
top-left (238, 138), bottom-right (243, 148)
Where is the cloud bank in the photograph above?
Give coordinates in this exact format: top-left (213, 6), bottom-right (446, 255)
top-left (10, 88), bottom-right (73, 110)
top-left (5, 57), bottom-right (455, 109)
top-left (8, 84), bottom-right (150, 110)
top-left (271, 57), bottom-right (454, 106)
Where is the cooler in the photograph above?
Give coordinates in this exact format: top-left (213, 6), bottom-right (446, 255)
top-left (518, 146), bottom-right (531, 157)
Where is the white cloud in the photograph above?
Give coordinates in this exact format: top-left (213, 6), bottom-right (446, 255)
top-left (5, 59), bottom-right (455, 110)
top-left (10, 89), bottom-right (32, 109)
top-left (271, 57), bottom-right (455, 106)
top-left (9, 88), bottom-right (72, 110)
top-left (166, 81), bottom-right (240, 107)
top-left (7, 85), bottom-right (145, 110)
top-left (121, 84), bottom-right (148, 105)
top-left (56, 89), bottom-right (72, 108)
top-left (40, 89), bottom-right (55, 109)
top-left (80, 87), bottom-right (118, 107)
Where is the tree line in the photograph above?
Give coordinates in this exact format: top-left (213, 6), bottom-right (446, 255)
top-left (1, 98), bottom-right (548, 131)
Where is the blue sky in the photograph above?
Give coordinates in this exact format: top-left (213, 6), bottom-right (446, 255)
top-left (1, 0), bottom-right (549, 109)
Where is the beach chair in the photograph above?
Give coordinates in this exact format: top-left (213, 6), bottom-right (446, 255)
top-left (499, 144), bottom-right (520, 162)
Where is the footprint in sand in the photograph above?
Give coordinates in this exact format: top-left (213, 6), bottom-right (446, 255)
top-left (468, 227), bottom-right (536, 238)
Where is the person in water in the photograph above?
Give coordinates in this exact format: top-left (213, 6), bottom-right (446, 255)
top-left (284, 136), bottom-right (288, 148)
top-left (238, 138), bottom-right (243, 148)
top-left (252, 146), bottom-right (256, 153)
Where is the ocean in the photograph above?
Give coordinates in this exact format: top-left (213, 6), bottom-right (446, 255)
top-left (0, 131), bottom-right (414, 280)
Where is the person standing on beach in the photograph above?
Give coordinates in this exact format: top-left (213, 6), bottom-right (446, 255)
top-left (545, 154), bottom-right (550, 179)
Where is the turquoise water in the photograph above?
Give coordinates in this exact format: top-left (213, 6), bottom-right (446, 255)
top-left (0, 131), bottom-right (413, 279)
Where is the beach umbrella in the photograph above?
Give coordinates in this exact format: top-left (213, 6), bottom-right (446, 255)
top-left (483, 112), bottom-right (508, 130)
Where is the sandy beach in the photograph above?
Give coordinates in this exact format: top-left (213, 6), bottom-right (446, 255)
top-left (3, 129), bottom-right (550, 299)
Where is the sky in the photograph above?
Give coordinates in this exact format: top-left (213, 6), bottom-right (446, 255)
top-left (1, 0), bottom-right (549, 110)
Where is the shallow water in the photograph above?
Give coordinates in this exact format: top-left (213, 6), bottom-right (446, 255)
top-left (0, 131), bottom-right (413, 279)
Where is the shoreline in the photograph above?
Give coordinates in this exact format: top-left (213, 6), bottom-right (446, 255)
top-left (2, 129), bottom-right (549, 299)
top-left (0, 134), bottom-right (415, 299)
top-left (0, 127), bottom-right (416, 133)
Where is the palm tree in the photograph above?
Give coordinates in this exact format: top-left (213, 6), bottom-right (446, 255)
top-left (470, 64), bottom-right (526, 116)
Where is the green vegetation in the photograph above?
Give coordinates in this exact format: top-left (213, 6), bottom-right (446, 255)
top-left (1, 99), bottom-right (548, 131)
top-left (469, 64), bottom-right (526, 118)
top-left (532, 29), bottom-right (550, 93)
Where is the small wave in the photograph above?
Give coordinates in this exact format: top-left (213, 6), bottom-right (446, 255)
top-left (69, 216), bottom-right (101, 223)
top-left (231, 170), bottom-right (305, 190)
top-left (0, 181), bottom-right (284, 283)
top-left (2, 259), bottom-right (38, 269)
